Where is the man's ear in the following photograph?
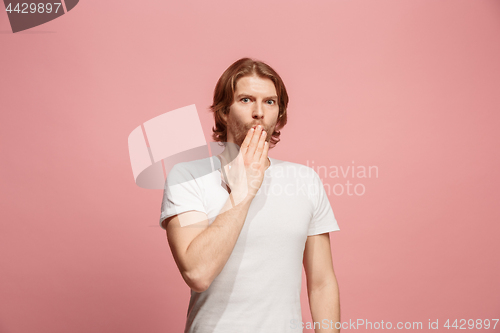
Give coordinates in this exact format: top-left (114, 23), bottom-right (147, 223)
top-left (221, 107), bottom-right (229, 123)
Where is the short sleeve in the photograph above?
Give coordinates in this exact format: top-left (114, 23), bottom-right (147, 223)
top-left (307, 170), bottom-right (340, 236)
top-left (159, 164), bottom-right (207, 230)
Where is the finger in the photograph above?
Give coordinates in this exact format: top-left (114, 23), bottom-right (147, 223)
top-left (240, 127), bottom-right (255, 155)
top-left (254, 129), bottom-right (266, 160)
top-left (246, 125), bottom-right (263, 158)
top-left (219, 155), bottom-right (229, 181)
top-left (218, 154), bottom-right (229, 168)
top-left (259, 140), bottom-right (269, 166)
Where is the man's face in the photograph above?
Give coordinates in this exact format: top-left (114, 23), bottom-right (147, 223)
top-left (223, 75), bottom-right (280, 147)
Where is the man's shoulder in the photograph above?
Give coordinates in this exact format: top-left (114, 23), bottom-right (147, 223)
top-left (168, 156), bottom-right (218, 183)
top-left (271, 158), bottom-right (312, 169)
top-left (172, 156), bottom-right (215, 172)
top-left (270, 158), bottom-right (318, 179)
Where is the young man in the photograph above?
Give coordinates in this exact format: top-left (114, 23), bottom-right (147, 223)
top-left (160, 58), bottom-right (340, 333)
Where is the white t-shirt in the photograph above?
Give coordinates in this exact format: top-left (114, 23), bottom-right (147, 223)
top-left (159, 156), bottom-right (340, 333)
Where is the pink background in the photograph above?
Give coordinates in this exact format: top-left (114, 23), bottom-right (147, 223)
top-left (1, 0), bottom-right (499, 332)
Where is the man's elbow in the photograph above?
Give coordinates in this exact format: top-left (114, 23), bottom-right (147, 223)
top-left (182, 269), bottom-right (212, 293)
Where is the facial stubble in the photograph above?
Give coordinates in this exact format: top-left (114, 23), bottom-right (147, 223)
top-left (228, 117), bottom-right (274, 148)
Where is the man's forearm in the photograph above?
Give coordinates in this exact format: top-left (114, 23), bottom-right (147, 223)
top-left (308, 282), bottom-right (341, 333)
top-left (184, 192), bottom-right (253, 290)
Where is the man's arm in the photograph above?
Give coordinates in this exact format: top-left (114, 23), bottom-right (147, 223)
top-left (164, 194), bottom-right (253, 293)
top-left (303, 232), bottom-right (340, 333)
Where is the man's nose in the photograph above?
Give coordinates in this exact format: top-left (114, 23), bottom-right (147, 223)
top-left (252, 102), bottom-right (264, 119)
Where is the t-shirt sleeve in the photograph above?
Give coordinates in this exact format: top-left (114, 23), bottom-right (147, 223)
top-left (307, 170), bottom-right (340, 236)
top-left (159, 164), bottom-right (207, 230)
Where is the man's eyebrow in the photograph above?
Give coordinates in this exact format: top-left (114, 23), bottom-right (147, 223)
top-left (236, 93), bottom-right (278, 99)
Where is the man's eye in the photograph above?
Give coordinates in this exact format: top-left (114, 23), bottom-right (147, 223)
top-left (267, 100), bottom-right (276, 105)
top-left (242, 98), bottom-right (250, 103)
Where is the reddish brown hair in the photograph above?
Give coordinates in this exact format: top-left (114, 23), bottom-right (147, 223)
top-left (210, 58), bottom-right (289, 148)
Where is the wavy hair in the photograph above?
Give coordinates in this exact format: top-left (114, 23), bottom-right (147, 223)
top-left (210, 58), bottom-right (289, 148)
